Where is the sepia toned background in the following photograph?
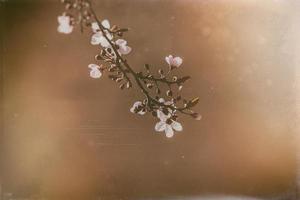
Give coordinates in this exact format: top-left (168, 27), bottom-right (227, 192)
top-left (1, 0), bottom-right (299, 199)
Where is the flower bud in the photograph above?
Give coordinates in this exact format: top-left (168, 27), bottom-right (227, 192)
top-left (158, 69), bottom-right (164, 75)
top-left (146, 83), bottom-right (153, 89)
top-left (166, 90), bottom-right (173, 97)
top-left (126, 81), bottom-right (132, 89)
top-left (65, 3), bottom-right (71, 9)
top-left (116, 78), bottom-right (123, 83)
top-left (95, 54), bottom-right (103, 60)
top-left (106, 48), bottom-right (112, 54)
top-left (117, 32), bottom-right (123, 37)
top-left (100, 50), bottom-right (106, 56)
top-left (119, 83), bottom-right (125, 90)
top-left (191, 113), bottom-right (202, 120)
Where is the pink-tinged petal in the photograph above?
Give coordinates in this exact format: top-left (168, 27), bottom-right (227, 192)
top-left (101, 19), bottom-right (110, 29)
top-left (171, 121), bottom-right (183, 131)
top-left (165, 125), bottom-right (174, 138)
top-left (173, 57), bottom-right (183, 67)
top-left (91, 22), bottom-right (100, 32)
top-left (119, 46), bottom-right (131, 55)
top-left (165, 55), bottom-right (173, 65)
top-left (155, 121), bottom-right (166, 132)
top-left (133, 101), bottom-right (142, 107)
top-left (116, 39), bottom-right (127, 46)
top-left (88, 64), bottom-right (100, 69)
top-left (130, 101), bottom-right (145, 115)
top-left (89, 69), bottom-right (102, 79)
top-left (91, 32), bottom-right (103, 45)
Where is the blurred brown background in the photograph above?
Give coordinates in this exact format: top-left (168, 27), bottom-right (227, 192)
top-left (1, 0), bottom-right (299, 199)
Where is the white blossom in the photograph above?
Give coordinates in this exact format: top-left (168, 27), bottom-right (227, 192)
top-left (165, 55), bottom-right (183, 68)
top-left (116, 39), bottom-right (132, 55)
top-left (90, 20), bottom-right (113, 47)
top-left (88, 64), bottom-right (102, 79)
top-left (158, 98), bottom-right (173, 106)
top-left (57, 15), bottom-right (73, 34)
top-left (130, 101), bottom-right (146, 115)
top-left (158, 98), bottom-right (175, 114)
top-left (155, 110), bottom-right (182, 138)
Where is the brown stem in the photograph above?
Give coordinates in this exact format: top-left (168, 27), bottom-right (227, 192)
top-left (85, 0), bottom-right (191, 113)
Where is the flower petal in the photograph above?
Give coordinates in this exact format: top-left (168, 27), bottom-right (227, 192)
top-left (88, 64), bottom-right (100, 69)
top-left (155, 121), bottom-right (166, 132)
top-left (158, 98), bottom-right (165, 103)
top-left (119, 46), bottom-right (132, 55)
top-left (173, 57), bottom-right (183, 67)
top-left (116, 39), bottom-right (127, 46)
top-left (105, 31), bottom-right (113, 40)
top-left (157, 110), bottom-right (167, 122)
top-left (130, 101), bottom-right (145, 115)
top-left (165, 125), bottom-right (174, 138)
top-left (57, 24), bottom-right (73, 34)
top-left (130, 106), bottom-right (135, 113)
top-left (91, 22), bottom-right (100, 33)
top-left (138, 110), bottom-right (146, 115)
top-left (171, 121), bottom-right (183, 131)
top-left (91, 32), bottom-right (103, 45)
top-left (101, 19), bottom-right (110, 29)
top-left (133, 101), bottom-right (142, 107)
top-left (58, 15), bottom-right (70, 24)
top-left (99, 36), bottom-right (111, 47)
top-left (165, 55), bottom-right (172, 65)
top-left (89, 69), bottom-right (102, 79)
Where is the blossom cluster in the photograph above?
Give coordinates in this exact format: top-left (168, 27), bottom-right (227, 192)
top-left (57, 0), bottom-right (201, 138)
